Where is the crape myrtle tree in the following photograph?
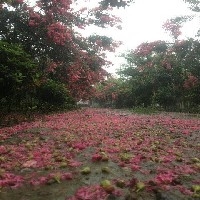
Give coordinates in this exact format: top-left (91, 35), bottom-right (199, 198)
top-left (93, 0), bottom-right (200, 110)
top-left (0, 0), bottom-right (130, 111)
top-left (93, 73), bottom-right (139, 108)
top-left (93, 76), bottom-right (129, 108)
top-left (117, 17), bottom-right (200, 111)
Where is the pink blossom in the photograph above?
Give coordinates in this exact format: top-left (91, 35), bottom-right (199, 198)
top-left (61, 172), bottom-right (73, 180)
top-left (154, 171), bottom-right (177, 185)
top-left (22, 160), bottom-right (37, 168)
top-left (0, 145), bottom-right (7, 154)
top-left (131, 164), bottom-right (140, 171)
top-left (47, 23), bottom-right (72, 45)
top-left (91, 153), bottom-right (102, 162)
top-left (176, 185), bottom-right (193, 195)
top-left (175, 165), bottom-right (196, 174)
top-left (68, 185), bottom-right (108, 200)
top-left (15, 0), bottom-right (24, 4)
top-left (68, 160), bottom-right (82, 167)
top-left (73, 142), bottom-right (87, 150)
top-left (183, 75), bottom-right (199, 89)
top-left (0, 173), bottom-right (24, 188)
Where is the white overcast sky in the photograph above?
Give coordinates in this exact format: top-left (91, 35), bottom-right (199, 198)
top-left (113, 0), bottom-right (199, 48)
top-left (80, 0), bottom-right (199, 73)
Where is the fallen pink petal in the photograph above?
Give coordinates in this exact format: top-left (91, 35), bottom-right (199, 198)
top-left (0, 108), bottom-right (199, 199)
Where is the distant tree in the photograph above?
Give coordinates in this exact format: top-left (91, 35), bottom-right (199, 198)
top-left (118, 38), bottom-right (200, 111)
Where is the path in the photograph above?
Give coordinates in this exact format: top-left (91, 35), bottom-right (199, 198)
top-left (0, 108), bottom-right (200, 199)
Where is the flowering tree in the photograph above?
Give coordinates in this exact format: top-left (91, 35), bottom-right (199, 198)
top-left (93, 77), bottom-right (120, 107)
top-left (113, 9), bottom-right (200, 111)
top-left (118, 37), bottom-right (200, 111)
top-left (0, 0), bottom-right (123, 104)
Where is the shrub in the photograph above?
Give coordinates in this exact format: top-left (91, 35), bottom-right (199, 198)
top-left (0, 40), bottom-right (39, 112)
top-left (36, 79), bottom-right (75, 111)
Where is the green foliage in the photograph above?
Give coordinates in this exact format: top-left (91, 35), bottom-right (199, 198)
top-left (0, 41), bottom-right (75, 113)
top-left (99, 0), bottom-right (134, 9)
top-left (116, 39), bottom-right (200, 112)
top-left (88, 35), bottom-right (113, 46)
top-left (131, 106), bottom-right (159, 115)
top-left (183, 0), bottom-right (200, 12)
top-left (0, 40), bottom-right (40, 111)
top-left (115, 89), bottom-right (135, 108)
top-left (36, 79), bottom-right (75, 111)
top-left (153, 86), bottom-right (177, 110)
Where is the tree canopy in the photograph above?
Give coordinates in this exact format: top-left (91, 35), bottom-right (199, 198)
top-left (0, 0), bottom-right (126, 112)
top-left (0, 0), bottom-right (199, 113)
top-left (94, 11), bottom-right (200, 112)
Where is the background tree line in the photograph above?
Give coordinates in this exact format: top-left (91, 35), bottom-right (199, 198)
top-left (0, 0), bottom-right (199, 117)
top-left (93, 2), bottom-right (200, 112)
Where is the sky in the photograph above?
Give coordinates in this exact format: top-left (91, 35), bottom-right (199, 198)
top-left (113, 0), bottom-right (198, 48)
top-left (80, 0), bottom-right (199, 74)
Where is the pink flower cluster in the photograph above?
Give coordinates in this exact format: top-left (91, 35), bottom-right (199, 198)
top-left (52, 0), bottom-right (72, 10)
top-left (46, 61), bottom-right (62, 73)
top-left (163, 20), bottom-right (182, 39)
top-left (183, 75), bottom-right (199, 89)
top-left (15, 0), bottom-right (24, 4)
top-left (30, 172), bottom-right (73, 186)
top-left (154, 171), bottom-right (177, 185)
top-left (47, 23), bottom-right (72, 45)
top-left (68, 185), bottom-right (108, 200)
top-left (134, 41), bottom-right (165, 56)
top-left (29, 11), bottom-right (42, 27)
top-left (0, 173), bottom-right (24, 188)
